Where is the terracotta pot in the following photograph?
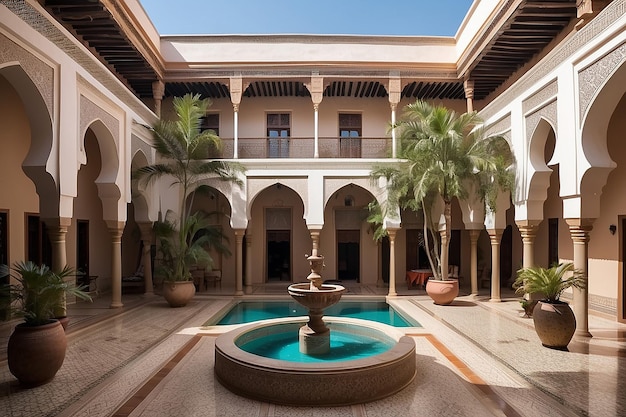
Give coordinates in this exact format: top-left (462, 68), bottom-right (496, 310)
top-left (162, 280), bottom-right (196, 307)
top-left (425, 279), bottom-right (459, 305)
top-left (532, 301), bottom-right (576, 349)
top-left (8, 320), bottom-right (67, 386)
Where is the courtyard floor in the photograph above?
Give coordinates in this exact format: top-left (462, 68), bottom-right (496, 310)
top-left (0, 283), bottom-right (624, 417)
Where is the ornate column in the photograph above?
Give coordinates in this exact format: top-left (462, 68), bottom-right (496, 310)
top-left (229, 76), bottom-right (244, 159)
top-left (386, 76), bottom-right (401, 159)
top-left (463, 79), bottom-right (475, 113)
top-left (107, 221), bottom-right (125, 308)
top-left (152, 80), bottom-right (165, 117)
top-left (304, 74), bottom-right (324, 158)
top-left (245, 232), bottom-right (252, 294)
top-left (517, 222), bottom-right (539, 269)
top-left (469, 229), bottom-right (481, 296)
top-left (487, 228), bottom-right (503, 302)
top-left (566, 219), bottom-right (594, 337)
top-left (137, 222), bottom-right (154, 295)
top-left (45, 217), bottom-right (72, 272)
top-left (387, 228), bottom-right (398, 297)
top-left (235, 229), bottom-right (245, 296)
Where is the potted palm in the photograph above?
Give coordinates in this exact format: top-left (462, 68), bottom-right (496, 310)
top-left (513, 262), bottom-right (585, 349)
top-left (134, 93), bottom-right (243, 307)
top-left (371, 100), bottom-right (514, 304)
top-left (0, 261), bottom-right (91, 386)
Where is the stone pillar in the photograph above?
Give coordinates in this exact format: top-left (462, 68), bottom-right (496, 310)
top-left (517, 223), bottom-right (538, 269)
top-left (230, 76), bottom-right (244, 159)
top-left (304, 75), bottom-right (324, 158)
top-left (464, 79), bottom-right (475, 113)
top-left (487, 229), bottom-right (503, 302)
top-left (387, 228), bottom-right (398, 297)
top-left (469, 229), bottom-right (481, 296)
top-left (45, 217), bottom-right (72, 272)
top-left (137, 222), bottom-right (154, 295)
top-left (152, 80), bottom-right (165, 117)
top-left (566, 219), bottom-right (594, 337)
top-left (235, 229), bottom-right (245, 296)
top-left (387, 76), bottom-right (401, 159)
top-left (107, 221), bottom-right (125, 308)
top-left (245, 232), bottom-right (252, 294)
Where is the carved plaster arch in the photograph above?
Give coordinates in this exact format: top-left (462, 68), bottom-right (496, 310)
top-left (576, 44), bottom-right (625, 217)
top-left (0, 63), bottom-right (58, 218)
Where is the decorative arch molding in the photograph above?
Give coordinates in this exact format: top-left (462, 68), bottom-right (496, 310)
top-left (323, 177), bottom-right (376, 208)
top-left (246, 177), bottom-right (308, 218)
top-left (579, 41), bottom-right (626, 124)
top-left (484, 114), bottom-right (512, 145)
top-left (131, 131), bottom-right (154, 166)
top-left (525, 100), bottom-right (557, 146)
top-left (522, 80), bottom-right (557, 115)
top-left (0, 33), bottom-right (53, 116)
top-left (79, 95), bottom-right (120, 159)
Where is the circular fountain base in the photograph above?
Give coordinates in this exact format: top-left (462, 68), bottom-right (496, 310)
top-left (214, 317), bottom-right (416, 406)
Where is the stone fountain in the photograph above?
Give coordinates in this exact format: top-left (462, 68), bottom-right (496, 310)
top-left (287, 249), bottom-right (345, 355)
top-left (214, 237), bottom-right (416, 406)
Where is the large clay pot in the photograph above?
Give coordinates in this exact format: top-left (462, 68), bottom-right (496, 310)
top-left (162, 280), bottom-right (196, 307)
top-left (8, 320), bottom-right (67, 386)
top-left (425, 279), bottom-right (459, 305)
top-left (532, 301), bottom-right (576, 349)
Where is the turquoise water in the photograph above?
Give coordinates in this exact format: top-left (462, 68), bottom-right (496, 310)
top-left (213, 300), bottom-right (419, 327)
top-left (238, 329), bottom-right (394, 363)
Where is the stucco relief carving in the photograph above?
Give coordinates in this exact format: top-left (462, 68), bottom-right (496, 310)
top-left (522, 80), bottom-right (557, 114)
top-left (3, 0), bottom-right (155, 124)
top-left (525, 100), bottom-right (557, 145)
top-left (485, 114), bottom-right (511, 142)
top-left (578, 42), bottom-right (626, 123)
top-left (80, 95), bottom-right (120, 149)
top-left (480, 0), bottom-right (626, 122)
top-left (0, 33), bottom-right (53, 116)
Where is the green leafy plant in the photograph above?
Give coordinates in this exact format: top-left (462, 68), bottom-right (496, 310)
top-left (134, 93), bottom-right (243, 282)
top-left (513, 262), bottom-right (586, 303)
top-left (0, 261), bottom-right (91, 326)
top-left (371, 100), bottom-right (515, 280)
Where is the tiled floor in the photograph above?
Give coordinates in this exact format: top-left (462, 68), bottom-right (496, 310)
top-left (1, 284), bottom-right (624, 417)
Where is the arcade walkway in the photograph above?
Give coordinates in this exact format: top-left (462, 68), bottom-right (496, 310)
top-left (0, 285), bottom-right (624, 416)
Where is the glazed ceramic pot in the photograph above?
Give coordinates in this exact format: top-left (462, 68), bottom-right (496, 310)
top-left (162, 280), bottom-right (196, 307)
top-left (8, 320), bottom-right (67, 386)
top-left (425, 279), bottom-right (459, 305)
top-left (532, 301), bottom-right (576, 349)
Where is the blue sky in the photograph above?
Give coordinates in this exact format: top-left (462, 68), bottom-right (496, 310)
top-left (139, 0), bottom-right (474, 37)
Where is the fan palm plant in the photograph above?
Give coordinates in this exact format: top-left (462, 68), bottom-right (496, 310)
top-left (513, 262), bottom-right (585, 303)
top-left (1, 261), bottom-right (91, 326)
top-left (371, 100), bottom-right (514, 281)
top-left (134, 93), bottom-right (243, 282)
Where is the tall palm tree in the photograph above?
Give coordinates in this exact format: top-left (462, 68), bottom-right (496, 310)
top-left (134, 93), bottom-right (244, 282)
top-left (371, 100), bottom-right (514, 281)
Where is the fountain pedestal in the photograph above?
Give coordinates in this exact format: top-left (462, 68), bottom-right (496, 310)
top-left (288, 251), bottom-right (344, 355)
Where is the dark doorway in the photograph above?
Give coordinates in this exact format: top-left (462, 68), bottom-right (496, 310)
top-left (406, 229), bottom-right (429, 270)
top-left (0, 211), bottom-right (8, 320)
top-left (77, 220), bottom-right (90, 287)
top-left (621, 217), bottom-right (626, 322)
top-left (381, 236), bottom-right (390, 283)
top-left (500, 225), bottom-right (513, 285)
top-left (26, 215), bottom-right (52, 266)
top-left (337, 230), bottom-right (360, 281)
top-left (267, 230), bottom-right (290, 281)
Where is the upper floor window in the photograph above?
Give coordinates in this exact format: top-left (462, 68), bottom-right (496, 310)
top-left (339, 113), bottom-right (362, 157)
top-left (267, 113), bottom-right (290, 158)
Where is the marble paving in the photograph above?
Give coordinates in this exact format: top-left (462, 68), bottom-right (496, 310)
top-left (0, 287), bottom-right (624, 417)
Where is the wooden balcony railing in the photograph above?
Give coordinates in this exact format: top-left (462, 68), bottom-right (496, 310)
top-left (209, 137), bottom-right (391, 159)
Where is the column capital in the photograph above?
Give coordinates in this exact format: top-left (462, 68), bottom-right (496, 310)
top-left (304, 75), bottom-right (326, 105)
top-left (463, 79), bottom-right (475, 99)
top-left (566, 218), bottom-right (594, 243)
top-left (385, 76), bottom-right (401, 105)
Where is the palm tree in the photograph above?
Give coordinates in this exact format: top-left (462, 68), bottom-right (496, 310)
top-left (134, 93), bottom-right (244, 282)
top-left (371, 100), bottom-right (514, 281)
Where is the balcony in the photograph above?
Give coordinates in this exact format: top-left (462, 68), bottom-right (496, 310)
top-left (210, 137), bottom-right (391, 159)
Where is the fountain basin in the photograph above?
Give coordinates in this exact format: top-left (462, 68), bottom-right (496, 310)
top-left (287, 283), bottom-right (345, 309)
top-left (214, 317), bottom-right (416, 406)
